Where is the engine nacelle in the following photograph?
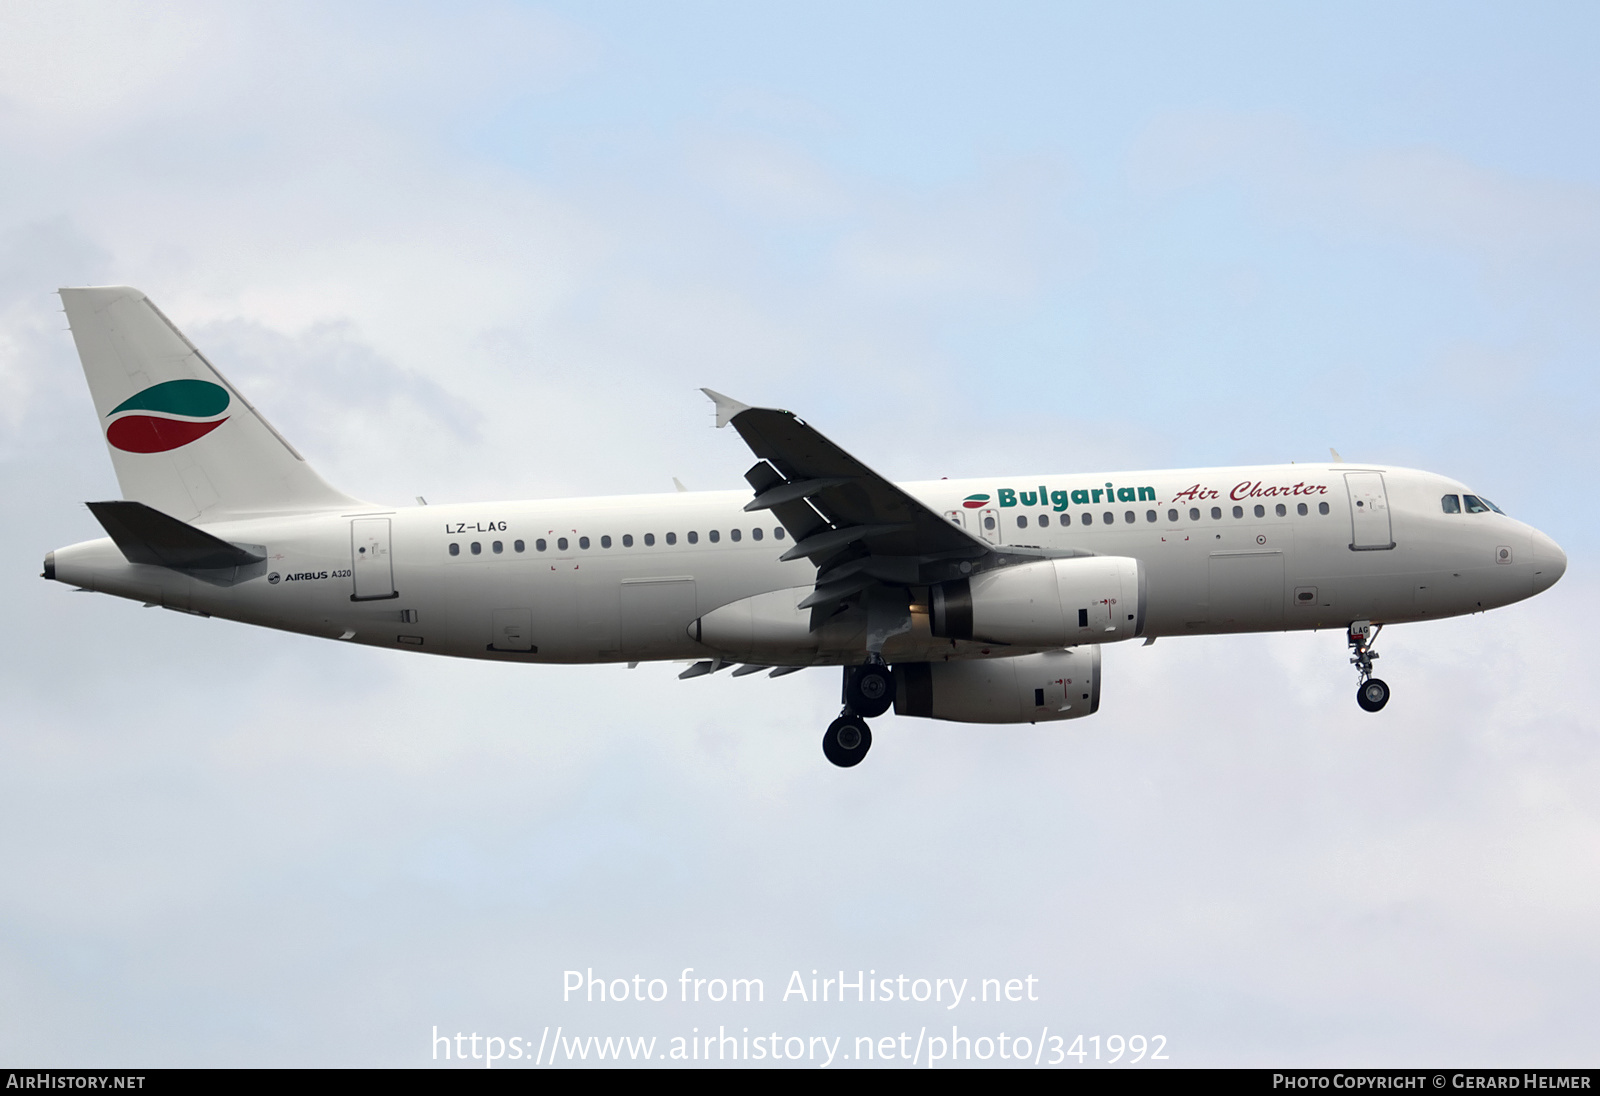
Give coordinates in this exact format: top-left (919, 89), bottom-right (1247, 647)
top-left (690, 586), bottom-right (818, 662)
top-left (893, 648), bottom-right (1101, 724)
top-left (929, 556), bottom-right (1144, 646)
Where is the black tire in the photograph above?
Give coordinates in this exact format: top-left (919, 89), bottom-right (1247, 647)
top-left (822, 715), bottom-right (873, 768)
top-left (845, 664), bottom-right (895, 718)
top-left (1356, 678), bottom-right (1391, 713)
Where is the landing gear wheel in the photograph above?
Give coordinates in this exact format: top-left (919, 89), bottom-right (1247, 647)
top-left (845, 664), bottom-right (895, 718)
top-left (823, 715), bottom-right (873, 768)
top-left (1356, 678), bottom-right (1391, 713)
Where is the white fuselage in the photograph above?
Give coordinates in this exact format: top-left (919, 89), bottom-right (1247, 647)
top-left (50, 463), bottom-right (1565, 667)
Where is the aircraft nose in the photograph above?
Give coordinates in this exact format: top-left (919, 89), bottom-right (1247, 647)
top-left (1531, 530), bottom-right (1567, 595)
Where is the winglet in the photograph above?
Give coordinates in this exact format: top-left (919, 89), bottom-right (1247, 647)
top-left (1329, 447), bottom-right (1344, 463)
top-left (701, 388), bottom-right (751, 428)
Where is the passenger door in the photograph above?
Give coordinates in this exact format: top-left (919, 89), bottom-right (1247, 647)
top-left (1345, 472), bottom-right (1395, 550)
top-left (351, 517), bottom-right (396, 600)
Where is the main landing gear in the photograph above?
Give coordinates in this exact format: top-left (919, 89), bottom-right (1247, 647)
top-left (823, 663), bottom-right (897, 767)
top-left (1348, 620), bottom-right (1390, 713)
top-left (823, 714), bottom-right (872, 767)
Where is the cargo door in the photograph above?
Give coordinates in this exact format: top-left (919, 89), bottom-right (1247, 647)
top-left (619, 577), bottom-right (697, 659)
top-left (489, 608), bottom-right (534, 652)
top-left (1345, 472), bottom-right (1395, 550)
top-left (1208, 550), bottom-right (1285, 630)
top-left (351, 517), bottom-right (396, 600)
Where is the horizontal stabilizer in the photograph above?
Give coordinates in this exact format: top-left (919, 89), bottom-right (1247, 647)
top-left (86, 500), bottom-right (266, 570)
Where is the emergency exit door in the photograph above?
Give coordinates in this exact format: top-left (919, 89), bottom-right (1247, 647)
top-left (975, 508), bottom-right (1003, 545)
top-left (351, 517), bottom-right (397, 600)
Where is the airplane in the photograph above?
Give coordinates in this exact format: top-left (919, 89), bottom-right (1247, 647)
top-left (43, 286), bottom-right (1568, 767)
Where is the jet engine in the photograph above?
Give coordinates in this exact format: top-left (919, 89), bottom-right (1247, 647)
top-left (929, 556), bottom-right (1144, 646)
top-left (893, 647), bottom-right (1101, 724)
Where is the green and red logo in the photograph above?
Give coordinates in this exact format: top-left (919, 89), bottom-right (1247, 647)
top-left (961, 493), bottom-right (991, 509)
top-left (105, 380), bottom-right (230, 453)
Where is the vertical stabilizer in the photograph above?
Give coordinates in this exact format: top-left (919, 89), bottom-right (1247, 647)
top-left (60, 286), bottom-right (363, 522)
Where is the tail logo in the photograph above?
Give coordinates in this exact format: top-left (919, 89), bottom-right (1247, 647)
top-left (105, 380), bottom-right (231, 454)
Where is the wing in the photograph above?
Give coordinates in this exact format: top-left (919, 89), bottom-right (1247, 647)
top-left (703, 389), bottom-right (992, 611)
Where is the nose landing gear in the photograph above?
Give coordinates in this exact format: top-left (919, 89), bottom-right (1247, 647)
top-left (1348, 621), bottom-right (1390, 712)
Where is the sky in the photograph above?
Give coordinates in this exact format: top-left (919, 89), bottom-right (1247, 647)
top-left (1, 0), bottom-right (1597, 1068)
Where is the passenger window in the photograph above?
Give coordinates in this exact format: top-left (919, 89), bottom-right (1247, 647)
top-left (1318, 502), bottom-right (1329, 515)
top-left (1102, 511), bottom-right (1114, 525)
top-left (773, 528), bottom-right (785, 539)
top-left (984, 515), bottom-right (996, 531)
top-left (1232, 506), bottom-right (1244, 519)
top-left (557, 537), bottom-right (568, 551)
top-left (709, 530), bottom-right (720, 543)
top-left (1211, 507), bottom-right (1221, 520)
top-left (601, 535), bottom-right (612, 548)
top-left (1038, 514), bottom-right (1050, 527)
top-left (1275, 503), bottom-right (1286, 517)
top-left (449, 543), bottom-right (460, 556)
top-left (1017, 515), bottom-right (1028, 529)
top-left (687, 531), bottom-right (698, 544)
top-left (1125, 511), bottom-right (1135, 523)
top-left (752, 528), bottom-right (763, 541)
top-left (644, 533), bottom-right (655, 546)
top-left (1082, 512), bottom-right (1093, 526)
top-left (1146, 510), bottom-right (1157, 522)
top-left (623, 534), bottom-right (634, 547)
top-left (730, 528), bottom-right (741, 541)
top-left (1060, 513), bottom-right (1072, 526)
top-left (1296, 503), bottom-right (1307, 516)
top-left (492, 540), bottom-right (503, 553)
top-left (471, 541), bottom-right (482, 555)
top-left (1463, 495), bottom-right (1490, 513)
top-left (1441, 494), bottom-right (1461, 513)
top-left (666, 532), bottom-right (678, 545)
top-left (1168, 509), bottom-right (1179, 523)
top-left (514, 539), bottom-right (525, 552)
top-left (536, 538), bottom-right (547, 552)
top-left (1253, 504), bottom-right (1265, 518)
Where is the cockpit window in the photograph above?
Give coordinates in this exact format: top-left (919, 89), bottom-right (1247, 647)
top-left (1482, 497), bottom-right (1505, 515)
top-left (1463, 494), bottom-right (1490, 514)
top-left (1441, 494), bottom-right (1461, 514)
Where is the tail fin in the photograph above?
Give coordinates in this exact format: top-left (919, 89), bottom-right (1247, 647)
top-left (60, 286), bottom-right (362, 522)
